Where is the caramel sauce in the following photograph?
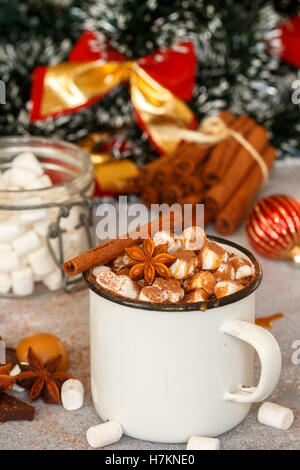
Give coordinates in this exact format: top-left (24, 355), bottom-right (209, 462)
top-left (255, 313), bottom-right (285, 329)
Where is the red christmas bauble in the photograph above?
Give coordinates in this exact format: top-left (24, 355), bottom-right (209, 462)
top-left (246, 194), bottom-right (300, 264)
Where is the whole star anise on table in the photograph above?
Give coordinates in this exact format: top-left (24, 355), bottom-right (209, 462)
top-left (125, 237), bottom-right (176, 285)
top-left (0, 364), bottom-right (15, 393)
top-left (16, 348), bottom-right (71, 404)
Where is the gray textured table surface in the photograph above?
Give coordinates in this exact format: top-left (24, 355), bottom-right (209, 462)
top-left (0, 163), bottom-right (300, 450)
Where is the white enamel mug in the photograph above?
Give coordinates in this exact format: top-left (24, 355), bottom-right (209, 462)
top-left (84, 237), bottom-right (282, 443)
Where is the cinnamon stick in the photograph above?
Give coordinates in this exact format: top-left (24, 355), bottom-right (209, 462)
top-left (161, 185), bottom-right (184, 204)
top-left (205, 124), bottom-right (268, 215)
top-left (215, 146), bottom-right (276, 235)
top-left (177, 175), bottom-right (204, 195)
top-left (203, 115), bottom-right (256, 186)
top-left (64, 211), bottom-right (184, 276)
top-left (140, 186), bottom-right (159, 207)
top-left (173, 143), bottom-right (210, 176)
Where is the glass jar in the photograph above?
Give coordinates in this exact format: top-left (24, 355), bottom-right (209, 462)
top-left (0, 136), bottom-right (94, 297)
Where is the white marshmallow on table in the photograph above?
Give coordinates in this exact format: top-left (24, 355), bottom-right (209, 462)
top-left (20, 197), bottom-right (48, 224)
top-left (12, 229), bottom-right (41, 256)
top-left (60, 206), bottom-right (81, 231)
top-left (10, 364), bottom-right (25, 392)
top-left (92, 265), bottom-right (111, 276)
top-left (33, 219), bottom-right (51, 237)
top-left (42, 268), bottom-right (62, 291)
top-left (258, 402), bottom-right (294, 430)
top-left (0, 222), bottom-right (25, 243)
top-left (61, 379), bottom-right (84, 411)
top-left (0, 273), bottom-right (11, 294)
top-left (153, 230), bottom-right (182, 254)
top-left (12, 151), bottom-right (44, 177)
top-left (86, 420), bottom-right (123, 449)
top-left (182, 226), bottom-right (206, 251)
top-left (11, 267), bottom-right (34, 296)
top-left (27, 246), bottom-right (55, 276)
top-left (186, 436), bottom-right (220, 450)
top-left (0, 251), bottom-right (20, 272)
top-left (26, 174), bottom-right (52, 190)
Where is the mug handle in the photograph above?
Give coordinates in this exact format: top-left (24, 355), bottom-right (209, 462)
top-left (222, 318), bottom-right (282, 404)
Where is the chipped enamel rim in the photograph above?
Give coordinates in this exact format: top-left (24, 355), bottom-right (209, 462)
top-left (83, 236), bottom-right (262, 312)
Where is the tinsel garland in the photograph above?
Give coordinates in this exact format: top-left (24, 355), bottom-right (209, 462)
top-left (0, 0), bottom-right (299, 165)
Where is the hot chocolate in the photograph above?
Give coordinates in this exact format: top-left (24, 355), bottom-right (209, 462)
top-left (91, 226), bottom-right (255, 304)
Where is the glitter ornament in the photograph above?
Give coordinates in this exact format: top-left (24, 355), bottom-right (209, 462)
top-left (246, 194), bottom-right (300, 265)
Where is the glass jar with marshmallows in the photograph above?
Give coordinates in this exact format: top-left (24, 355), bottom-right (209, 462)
top-left (0, 136), bottom-right (94, 297)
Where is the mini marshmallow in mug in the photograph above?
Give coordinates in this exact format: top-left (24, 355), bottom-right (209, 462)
top-left (182, 226), bottom-right (206, 250)
top-left (153, 231), bottom-right (182, 254)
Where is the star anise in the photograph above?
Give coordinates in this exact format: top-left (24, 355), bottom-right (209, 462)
top-left (125, 237), bottom-right (176, 285)
top-left (16, 348), bottom-right (71, 404)
top-left (0, 364), bottom-right (15, 393)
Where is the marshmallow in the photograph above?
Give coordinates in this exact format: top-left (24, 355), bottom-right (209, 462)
top-left (61, 379), bottom-right (84, 411)
top-left (184, 271), bottom-right (216, 294)
top-left (10, 167), bottom-right (37, 189)
top-left (215, 280), bottom-right (243, 299)
top-left (114, 275), bottom-right (140, 300)
top-left (0, 273), bottom-right (11, 294)
top-left (86, 421), bottom-right (123, 449)
top-left (43, 268), bottom-right (62, 291)
top-left (12, 230), bottom-right (41, 256)
top-left (10, 364), bottom-right (25, 392)
top-left (0, 243), bottom-right (12, 251)
top-left (11, 267), bottom-right (34, 296)
top-left (26, 174), bottom-right (52, 190)
top-left (33, 219), bottom-right (51, 237)
top-left (60, 206), bottom-right (81, 231)
top-left (96, 270), bottom-right (118, 289)
top-left (153, 277), bottom-right (184, 303)
top-left (62, 228), bottom-right (87, 261)
top-left (201, 241), bottom-right (228, 270)
top-left (139, 285), bottom-right (164, 303)
top-left (258, 402), bottom-right (294, 431)
top-left (230, 256), bottom-right (254, 280)
top-left (113, 252), bottom-right (133, 271)
top-left (27, 247), bottom-right (55, 276)
top-left (184, 288), bottom-right (209, 303)
top-left (12, 151), bottom-right (44, 176)
top-left (93, 265), bottom-right (111, 276)
top-left (0, 222), bottom-right (25, 243)
top-left (213, 262), bottom-right (235, 282)
top-left (0, 251), bottom-right (20, 272)
top-left (187, 436), bottom-right (220, 450)
top-left (153, 231), bottom-right (182, 254)
top-left (182, 226), bottom-right (206, 251)
top-left (2, 169), bottom-right (14, 188)
top-left (20, 197), bottom-right (48, 224)
top-left (169, 250), bottom-right (199, 279)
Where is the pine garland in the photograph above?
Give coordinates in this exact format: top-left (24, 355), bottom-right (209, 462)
top-left (0, 0), bottom-right (299, 164)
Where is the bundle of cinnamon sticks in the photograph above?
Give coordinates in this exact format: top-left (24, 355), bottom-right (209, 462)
top-left (139, 110), bottom-right (276, 235)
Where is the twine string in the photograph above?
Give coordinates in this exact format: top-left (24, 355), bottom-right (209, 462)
top-left (159, 116), bottom-right (269, 185)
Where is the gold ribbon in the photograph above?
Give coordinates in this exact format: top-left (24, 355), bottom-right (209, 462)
top-left (158, 116), bottom-right (269, 184)
top-left (40, 60), bottom-right (195, 155)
